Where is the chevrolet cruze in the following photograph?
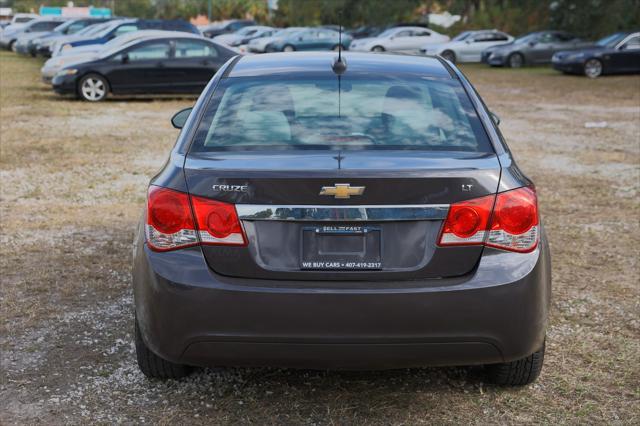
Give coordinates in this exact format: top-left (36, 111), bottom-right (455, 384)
top-left (133, 52), bottom-right (551, 386)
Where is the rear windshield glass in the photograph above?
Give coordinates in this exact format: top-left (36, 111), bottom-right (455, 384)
top-left (190, 74), bottom-right (493, 153)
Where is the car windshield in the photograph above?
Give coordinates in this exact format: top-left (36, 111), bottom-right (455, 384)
top-left (190, 74), bottom-right (492, 153)
top-left (452, 31), bottom-right (472, 41)
top-left (514, 33), bottom-right (538, 44)
top-left (76, 23), bottom-right (107, 36)
top-left (378, 28), bottom-right (398, 38)
top-left (596, 32), bottom-right (627, 47)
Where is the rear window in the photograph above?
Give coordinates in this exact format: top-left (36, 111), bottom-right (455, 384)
top-left (190, 74), bottom-right (493, 153)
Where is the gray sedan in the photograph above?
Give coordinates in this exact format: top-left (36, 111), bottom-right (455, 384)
top-left (483, 31), bottom-right (592, 67)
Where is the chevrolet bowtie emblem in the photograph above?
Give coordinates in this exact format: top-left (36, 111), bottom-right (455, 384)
top-left (319, 183), bottom-right (365, 199)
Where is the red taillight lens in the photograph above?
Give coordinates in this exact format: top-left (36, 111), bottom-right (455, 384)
top-left (145, 186), bottom-right (246, 251)
top-left (439, 194), bottom-right (494, 245)
top-left (146, 186), bottom-right (198, 251)
top-left (191, 196), bottom-right (246, 245)
top-left (438, 186), bottom-right (539, 253)
top-left (487, 187), bottom-right (539, 252)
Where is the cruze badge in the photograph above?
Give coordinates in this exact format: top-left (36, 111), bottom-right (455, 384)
top-left (212, 184), bottom-right (248, 192)
top-left (319, 183), bottom-right (365, 199)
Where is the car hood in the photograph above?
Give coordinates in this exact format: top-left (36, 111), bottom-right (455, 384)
top-left (45, 52), bottom-right (99, 68)
top-left (249, 36), bottom-right (278, 46)
top-left (554, 45), bottom-right (604, 58)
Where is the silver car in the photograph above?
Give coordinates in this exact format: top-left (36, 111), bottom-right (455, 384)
top-left (421, 30), bottom-right (514, 63)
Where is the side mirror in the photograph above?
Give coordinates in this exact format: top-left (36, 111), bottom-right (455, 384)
top-left (489, 111), bottom-right (501, 126)
top-left (528, 41), bottom-right (536, 46)
top-left (171, 107), bottom-right (193, 129)
top-left (121, 53), bottom-right (129, 64)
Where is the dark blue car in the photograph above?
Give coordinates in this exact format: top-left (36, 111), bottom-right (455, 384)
top-left (52, 19), bottom-right (199, 56)
top-left (552, 31), bottom-right (640, 78)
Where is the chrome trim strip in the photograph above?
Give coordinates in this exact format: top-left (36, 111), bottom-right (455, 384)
top-left (236, 204), bottom-right (449, 221)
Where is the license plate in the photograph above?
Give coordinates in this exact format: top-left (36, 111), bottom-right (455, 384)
top-left (300, 225), bottom-right (382, 270)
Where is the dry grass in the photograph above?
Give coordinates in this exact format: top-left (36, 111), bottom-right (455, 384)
top-left (1, 52), bottom-right (639, 424)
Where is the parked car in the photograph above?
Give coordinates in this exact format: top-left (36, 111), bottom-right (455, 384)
top-left (50, 19), bottom-right (199, 57)
top-left (132, 51), bottom-right (551, 385)
top-left (247, 27), bottom-right (304, 53)
top-left (0, 17), bottom-right (66, 51)
top-left (3, 13), bottom-right (39, 30)
top-left (30, 18), bottom-right (111, 57)
top-left (420, 30), bottom-right (513, 63)
top-left (41, 30), bottom-right (191, 83)
top-left (51, 21), bottom-right (119, 56)
top-left (201, 19), bottom-right (255, 38)
top-left (552, 31), bottom-right (640, 78)
top-left (349, 26), bottom-right (449, 53)
top-left (213, 25), bottom-right (274, 47)
top-left (265, 28), bottom-right (351, 52)
top-left (482, 30), bottom-right (591, 68)
top-left (52, 34), bottom-right (236, 101)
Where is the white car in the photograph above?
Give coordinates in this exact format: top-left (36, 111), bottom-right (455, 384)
top-left (247, 27), bottom-right (304, 53)
top-left (349, 26), bottom-right (449, 53)
top-left (213, 25), bottom-right (273, 47)
top-left (420, 30), bottom-right (514, 63)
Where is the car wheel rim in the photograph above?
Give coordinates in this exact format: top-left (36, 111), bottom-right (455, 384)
top-left (585, 60), bottom-right (602, 78)
top-left (373, 47), bottom-right (383, 52)
top-left (81, 78), bottom-right (105, 101)
top-left (333, 45), bottom-right (340, 51)
top-left (442, 52), bottom-right (454, 62)
top-left (510, 55), bottom-right (522, 68)
top-left (284, 46), bottom-right (294, 52)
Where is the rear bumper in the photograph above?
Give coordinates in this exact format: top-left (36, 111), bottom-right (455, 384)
top-left (133, 227), bottom-right (551, 369)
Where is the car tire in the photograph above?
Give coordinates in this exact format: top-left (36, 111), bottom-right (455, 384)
top-left (441, 50), bottom-right (456, 63)
top-left (78, 73), bottom-right (109, 102)
top-left (135, 315), bottom-right (192, 380)
top-left (485, 340), bottom-right (545, 386)
top-left (283, 44), bottom-right (295, 52)
top-left (371, 45), bottom-right (385, 52)
top-left (507, 52), bottom-right (524, 68)
top-left (584, 58), bottom-right (603, 78)
top-left (8, 40), bottom-right (16, 52)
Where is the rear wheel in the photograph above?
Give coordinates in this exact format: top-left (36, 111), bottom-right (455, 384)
top-left (78, 73), bottom-right (108, 102)
top-left (584, 58), bottom-right (603, 78)
top-left (507, 52), bottom-right (524, 68)
top-left (441, 50), bottom-right (456, 63)
top-left (372, 45), bottom-right (385, 52)
top-left (135, 315), bottom-right (192, 380)
top-left (283, 44), bottom-right (295, 52)
top-left (485, 341), bottom-right (545, 386)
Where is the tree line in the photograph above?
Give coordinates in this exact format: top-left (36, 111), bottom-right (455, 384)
top-left (6, 0), bottom-right (640, 38)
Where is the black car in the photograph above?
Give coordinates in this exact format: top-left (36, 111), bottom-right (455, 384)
top-left (482, 30), bottom-right (592, 67)
top-left (202, 19), bottom-right (255, 38)
top-left (52, 35), bottom-right (236, 101)
top-left (132, 52), bottom-right (551, 386)
top-left (552, 31), bottom-right (640, 78)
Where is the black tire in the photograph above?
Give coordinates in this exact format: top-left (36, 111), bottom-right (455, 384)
top-left (135, 316), bottom-right (192, 379)
top-left (507, 52), bottom-right (524, 68)
top-left (485, 341), bottom-right (545, 386)
top-left (371, 45), bottom-right (385, 52)
top-left (282, 44), bottom-right (296, 52)
top-left (8, 40), bottom-right (15, 51)
top-left (77, 73), bottom-right (109, 102)
top-left (441, 50), bottom-right (456, 63)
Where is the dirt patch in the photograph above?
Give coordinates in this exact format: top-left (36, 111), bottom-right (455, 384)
top-left (1, 55), bottom-right (639, 424)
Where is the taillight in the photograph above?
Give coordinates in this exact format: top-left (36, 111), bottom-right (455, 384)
top-left (486, 187), bottom-right (538, 253)
top-left (439, 194), bottom-right (494, 246)
top-left (191, 196), bottom-right (246, 246)
top-left (145, 186), bottom-right (245, 252)
top-left (438, 187), bottom-right (539, 253)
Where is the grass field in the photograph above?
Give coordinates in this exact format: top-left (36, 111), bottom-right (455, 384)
top-left (1, 51), bottom-right (639, 424)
